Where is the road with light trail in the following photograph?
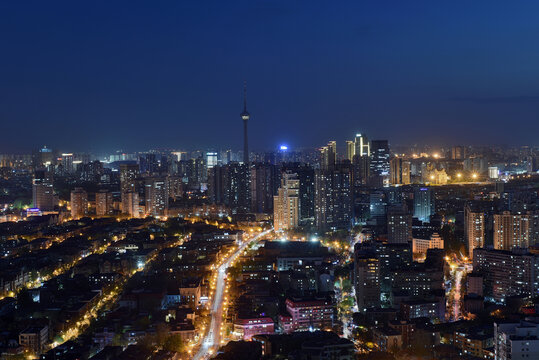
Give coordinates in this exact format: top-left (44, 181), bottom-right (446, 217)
top-left (193, 229), bottom-right (272, 360)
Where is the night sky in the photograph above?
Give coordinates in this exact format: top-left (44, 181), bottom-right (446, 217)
top-left (1, 0), bottom-right (539, 153)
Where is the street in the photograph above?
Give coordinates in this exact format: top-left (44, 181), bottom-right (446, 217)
top-left (193, 229), bottom-right (272, 360)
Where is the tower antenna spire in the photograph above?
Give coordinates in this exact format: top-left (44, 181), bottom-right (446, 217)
top-left (243, 80), bottom-right (247, 112)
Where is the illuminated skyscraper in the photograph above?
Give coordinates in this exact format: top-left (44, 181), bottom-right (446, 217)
top-left (61, 153), bottom-right (74, 174)
top-left (120, 163), bottom-right (139, 215)
top-left (346, 140), bottom-right (355, 161)
top-left (390, 157), bottom-right (411, 185)
top-left (273, 172), bottom-right (300, 231)
top-left (70, 187), bottom-right (88, 219)
top-left (413, 187), bottom-right (434, 223)
top-left (315, 163), bottom-right (353, 230)
top-left (241, 82), bottom-right (250, 164)
top-left (370, 140), bottom-right (390, 186)
top-left (465, 204), bottom-right (485, 258)
top-left (206, 152), bottom-right (218, 169)
top-left (493, 211), bottom-right (539, 250)
top-left (32, 169), bottom-right (55, 211)
top-left (319, 141), bottom-right (337, 171)
top-left (145, 177), bottom-right (169, 216)
top-left (387, 205), bottom-right (412, 244)
top-left (354, 133), bottom-right (370, 157)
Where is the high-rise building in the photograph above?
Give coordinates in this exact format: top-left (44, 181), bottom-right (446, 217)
top-left (281, 163), bottom-right (315, 225)
top-left (314, 164), bottom-right (353, 231)
top-left (250, 163), bottom-right (279, 214)
top-left (473, 248), bottom-right (539, 302)
top-left (354, 133), bottom-right (370, 157)
top-left (465, 204), bottom-right (485, 258)
top-left (120, 163), bottom-right (139, 194)
top-left (241, 82), bottom-right (250, 165)
top-left (122, 191), bottom-right (139, 218)
top-left (390, 157), bottom-right (411, 185)
top-left (145, 177), bottom-right (169, 216)
top-left (70, 187), bottom-right (88, 219)
top-left (387, 205), bottom-right (412, 244)
top-left (96, 190), bottom-right (113, 216)
top-left (493, 211), bottom-right (539, 250)
top-left (208, 163), bottom-right (251, 214)
top-left (354, 247), bottom-right (380, 312)
top-left (61, 153), bottom-right (74, 174)
top-left (120, 163), bottom-right (139, 215)
top-left (274, 172), bottom-right (300, 231)
top-left (451, 146), bottom-right (466, 160)
top-left (346, 141), bottom-right (355, 161)
top-left (319, 141), bottom-right (337, 171)
top-left (413, 187), bottom-right (434, 223)
top-left (352, 153), bottom-right (370, 188)
top-left (206, 152), bottom-right (218, 169)
top-left (32, 169), bottom-right (55, 211)
top-left (370, 140), bottom-right (390, 187)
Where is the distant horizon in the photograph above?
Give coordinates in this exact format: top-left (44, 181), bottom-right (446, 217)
top-left (3, 1), bottom-right (539, 151)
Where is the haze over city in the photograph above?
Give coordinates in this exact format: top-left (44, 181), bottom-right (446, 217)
top-left (2, 1), bottom-right (539, 152)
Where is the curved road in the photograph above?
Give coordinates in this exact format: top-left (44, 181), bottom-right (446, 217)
top-left (193, 229), bottom-right (272, 360)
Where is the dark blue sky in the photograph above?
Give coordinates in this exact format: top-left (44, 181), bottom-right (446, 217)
top-left (1, 0), bottom-right (539, 152)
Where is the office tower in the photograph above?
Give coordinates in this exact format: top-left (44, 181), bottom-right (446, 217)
top-left (206, 152), bottom-right (218, 169)
top-left (250, 163), bottom-right (279, 214)
top-left (354, 247), bottom-right (380, 312)
top-left (413, 187), bottom-right (434, 223)
top-left (370, 140), bottom-right (390, 187)
top-left (32, 169), bottom-right (55, 211)
top-left (123, 191), bottom-right (139, 218)
top-left (273, 172), bottom-right (300, 231)
top-left (145, 177), bottom-right (169, 216)
top-left (390, 157), bottom-right (411, 185)
top-left (493, 211), bottom-right (539, 250)
top-left (473, 248), bottom-right (539, 302)
top-left (241, 82), bottom-right (250, 164)
top-left (465, 204), bottom-right (485, 258)
top-left (70, 187), bottom-right (88, 219)
top-left (451, 146), bottom-right (466, 160)
top-left (314, 163), bottom-right (353, 231)
top-left (61, 153), bottom-right (74, 174)
top-left (282, 163), bottom-right (315, 225)
top-left (387, 205), bottom-right (412, 244)
top-left (354, 133), bottom-right (370, 157)
top-left (96, 190), bottom-right (113, 216)
top-left (346, 141), bottom-right (354, 161)
top-left (319, 141), bottom-right (337, 171)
